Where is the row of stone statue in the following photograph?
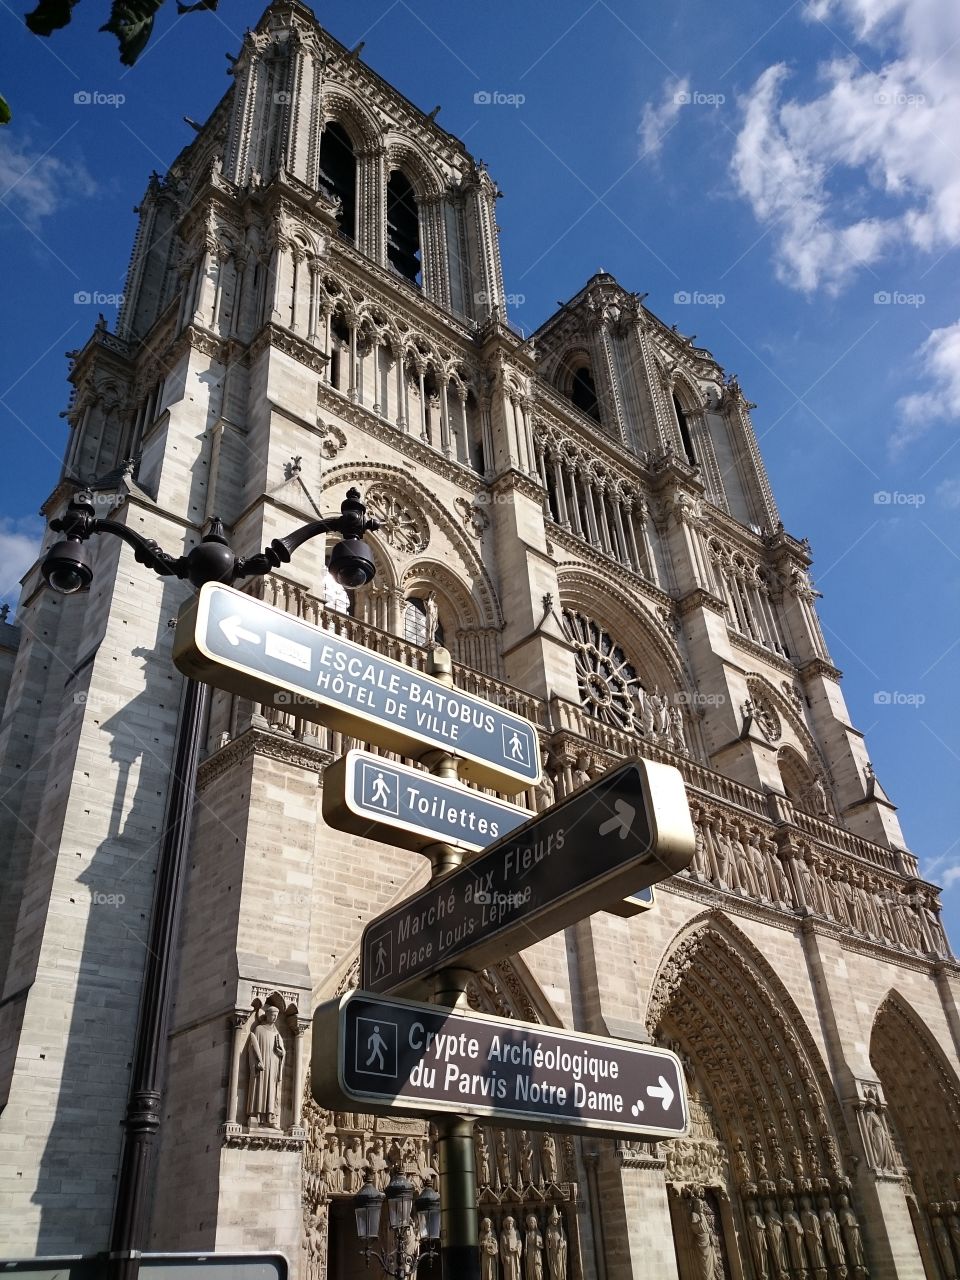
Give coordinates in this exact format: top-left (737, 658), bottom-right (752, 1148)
top-left (315, 1132), bottom-right (437, 1196)
top-left (476, 1127), bottom-right (561, 1189)
top-left (739, 1193), bottom-right (867, 1280)
top-left (929, 1203), bottom-right (960, 1280)
top-left (480, 1209), bottom-right (567, 1280)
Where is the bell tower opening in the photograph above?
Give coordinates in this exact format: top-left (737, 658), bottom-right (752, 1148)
top-left (673, 392), bottom-right (697, 466)
top-left (317, 122), bottom-right (357, 242)
top-left (386, 170), bottom-right (421, 285)
top-left (571, 365), bottom-right (600, 422)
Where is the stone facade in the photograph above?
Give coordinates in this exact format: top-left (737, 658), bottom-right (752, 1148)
top-left (1, 2), bottom-right (959, 1276)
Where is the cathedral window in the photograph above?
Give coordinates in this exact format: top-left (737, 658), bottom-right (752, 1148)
top-left (329, 314), bottom-right (350, 391)
top-left (323, 566), bottom-right (351, 616)
top-left (673, 393), bottom-right (697, 467)
top-left (387, 171), bottom-right (421, 285)
top-left (317, 122), bottom-right (357, 242)
top-left (571, 365), bottom-right (600, 423)
top-left (561, 608), bottom-right (639, 730)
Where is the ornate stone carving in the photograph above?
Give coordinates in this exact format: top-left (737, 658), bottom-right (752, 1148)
top-left (364, 484), bottom-right (429, 553)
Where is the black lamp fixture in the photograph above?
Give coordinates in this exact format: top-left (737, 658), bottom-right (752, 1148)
top-left (40, 483), bottom-right (379, 1280)
top-left (42, 485), bottom-right (379, 596)
top-left (354, 1169), bottom-right (441, 1276)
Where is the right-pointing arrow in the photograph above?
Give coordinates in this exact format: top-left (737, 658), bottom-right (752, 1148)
top-left (219, 615), bottom-right (262, 647)
top-left (597, 798), bottom-right (636, 840)
top-left (647, 1075), bottom-right (674, 1110)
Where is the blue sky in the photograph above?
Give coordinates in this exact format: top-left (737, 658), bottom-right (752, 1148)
top-left (1, 0), bottom-right (958, 942)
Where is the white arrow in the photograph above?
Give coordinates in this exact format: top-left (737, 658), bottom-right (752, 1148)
top-left (219, 615), bottom-right (262, 647)
top-left (597, 798), bottom-right (636, 840)
top-left (647, 1075), bottom-right (674, 1110)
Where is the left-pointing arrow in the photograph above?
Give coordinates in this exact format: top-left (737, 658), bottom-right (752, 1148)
top-left (219, 615), bottom-right (262, 647)
top-left (647, 1075), bottom-right (674, 1110)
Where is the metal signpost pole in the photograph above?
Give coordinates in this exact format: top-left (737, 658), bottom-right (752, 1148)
top-left (421, 649), bottom-right (480, 1280)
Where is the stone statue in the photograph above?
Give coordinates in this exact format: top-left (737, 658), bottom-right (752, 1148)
top-left (400, 1219), bottom-right (420, 1272)
top-left (818, 1195), bottom-right (844, 1270)
top-left (782, 1199), bottom-right (809, 1275)
top-left (497, 1129), bottom-right (513, 1188)
top-left (690, 1195), bottom-right (718, 1280)
top-left (424, 591), bottom-right (440, 647)
top-left (541, 1132), bottom-right (558, 1184)
top-left (367, 1137), bottom-right (388, 1190)
top-left (480, 1217), bottom-right (500, 1280)
top-left (651, 689), bottom-right (670, 738)
top-left (245, 1004), bottom-right (285, 1127)
top-left (635, 687), bottom-right (655, 737)
top-left (416, 1138), bottom-right (437, 1188)
top-left (501, 1216), bottom-right (522, 1280)
top-left (864, 1106), bottom-right (897, 1171)
top-left (344, 1135), bottom-right (365, 1193)
top-left (303, 1210), bottom-right (327, 1280)
top-left (476, 1129), bottom-right (491, 1185)
top-left (799, 1195), bottom-right (827, 1279)
top-left (321, 1135), bottom-right (343, 1195)
top-left (525, 1214), bottom-right (544, 1280)
top-left (669, 704), bottom-right (687, 752)
top-left (745, 1199), bottom-right (770, 1280)
top-left (517, 1130), bottom-right (534, 1185)
top-left (764, 1199), bottom-right (789, 1279)
top-left (546, 1207), bottom-right (568, 1280)
top-left (932, 1216), bottom-right (957, 1280)
top-left (836, 1195), bottom-right (866, 1268)
top-left (535, 761), bottom-right (556, 813)
top-left (573, 753), bottom-right (591, 790)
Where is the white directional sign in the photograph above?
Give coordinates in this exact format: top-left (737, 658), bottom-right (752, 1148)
top-left (312, 990), bottom-right (689, 1139)
top-left (172, 583), bottom-right (541, 792)
top-left (360, 757), bottom-right (695, 995)
top-left (323, 749), bottom-right (530, 854)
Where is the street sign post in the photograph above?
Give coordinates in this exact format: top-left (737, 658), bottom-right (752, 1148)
top-left (360, 757), bottom-right (694, 995)
top-left (323, 749), bottom-right (531, 854)
top-left (172, 583), bottom-right (540, 793)
top-left (312, 990), bottom-right (688, 1140)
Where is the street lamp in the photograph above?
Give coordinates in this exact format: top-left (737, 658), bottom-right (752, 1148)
top-left (41, 485), bottom-right (379, 1280)
top-left (353, 1170), bottom-right (441, 1276)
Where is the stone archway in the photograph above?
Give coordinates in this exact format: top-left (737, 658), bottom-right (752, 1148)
top-left (647, 917), bottom-right (868, 1280)
top-left (871, 993), bottom-right (960, 1278)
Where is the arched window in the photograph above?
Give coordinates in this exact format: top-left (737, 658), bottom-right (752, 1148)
top-left (387, 171), bottom-right (421, 285)
top-left (317, 122), bottom-right (357, 241)
top-left (323, 565), bottom-right (351, 615)
top-left (673, 392), bottom-right (697, 467)
top-left (571, 365), bottom-right (600, 422)
top-left (403, 596), bottom-right (442, 647)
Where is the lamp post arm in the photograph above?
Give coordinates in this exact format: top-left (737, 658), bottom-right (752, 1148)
top-left (233, 514), bottom-right (379, 580)
top-left (89, 519), bottom-right (187, 578)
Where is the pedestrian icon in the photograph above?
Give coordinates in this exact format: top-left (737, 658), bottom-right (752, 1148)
top-left (356, 1016), bottom-right (397, 1077)
top-left (360, 760), bottom-right (399, 815)
top-left (501, 724), bottom-right (531, 769)
top-left (370, 931), bottom-right (392, 981)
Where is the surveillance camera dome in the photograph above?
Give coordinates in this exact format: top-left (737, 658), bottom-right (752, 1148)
top-left (41, 539), bottom-right (94, 595)
top-left (329, 537), bottom-right (376, 590)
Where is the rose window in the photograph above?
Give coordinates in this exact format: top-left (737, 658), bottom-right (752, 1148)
top-left (364, 486), bottom-right (428, 554)
top-left (562, 608), bottom-right (640, 729)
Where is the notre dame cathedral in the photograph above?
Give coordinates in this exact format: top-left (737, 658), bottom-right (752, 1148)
top-left (1, 2), bottom-right (959, 1277)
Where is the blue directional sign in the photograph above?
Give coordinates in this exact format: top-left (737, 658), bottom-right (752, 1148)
top-left (312, 990), bottom-right (689, 1139)
top-left (323, 750), bottom-right (530, 853)
top-left (360, 757), bottom-right (695, 995)
top-left (173, 583), bottom-right (541, 792)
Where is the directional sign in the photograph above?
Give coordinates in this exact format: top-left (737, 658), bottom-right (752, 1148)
top-left (312, 990), bottom-right (689, 1139)
top-left (323, 749), bottom-right (531, 854)
top-left (606, 885), bottom-right (657, 919)
top-left (360, 757), bottom-right (694, 995)
top-left (172, 583), bottom-right (541, 793)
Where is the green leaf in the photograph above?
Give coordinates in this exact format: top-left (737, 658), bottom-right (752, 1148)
top-left (25, 0), bottom-right (80, 37)
top-left (99, 0), bottom-right (165, 66)
top-left (0, 94), bottom-right (11, 125)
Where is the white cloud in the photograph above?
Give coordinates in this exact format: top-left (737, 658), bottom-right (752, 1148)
top-left (936, 477), bottom-right (960, 509)
top-left (0, 132), bottom-right (96, 222)
top-left (639, 78), bottom-right (689, 158)
top-left (730, 0), bottom-right (960, 293)
top-left (0, 516), bottom-right (44, 601)
top-left (893, 320), bottom-right (960, 450)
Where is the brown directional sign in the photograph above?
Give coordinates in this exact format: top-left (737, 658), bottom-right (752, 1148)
top-left (360, 757), bottom-right (694, 994)
top-left (172, 583), bottom-right (540, 792)
top-left (312, 990), bottom-right (689, 1139)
